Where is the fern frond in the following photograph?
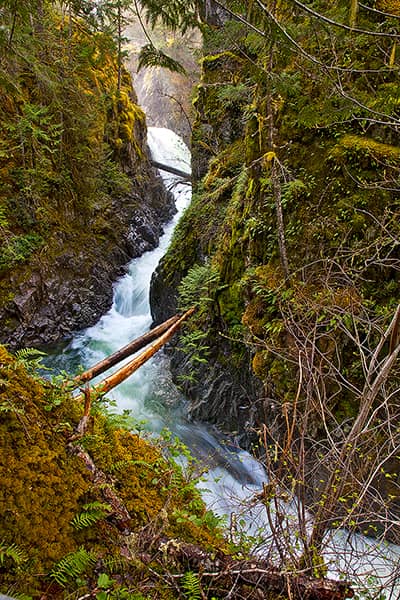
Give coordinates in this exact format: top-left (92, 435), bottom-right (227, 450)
top-left (181, 570), bottom-right (201, 600)
top-left (14, 347), bottom-right (48, 376)
top-left (137, 43), bottom-right (186, 74)
top-left (178, 264), bottom-right (219, 311)
top-left (102, 554), bottom-right (129, 574)
top-left (71, 502), bottom-right (111, 531)
top-left (0, 540), bottom-right (27, 566)
top-left (49, 547), bottom-right (96, 586)
top-left (15, 347), bottom-right (46, 362)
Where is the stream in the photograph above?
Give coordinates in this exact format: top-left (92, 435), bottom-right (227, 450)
top-left (46, 127), bottom-right (399, 600)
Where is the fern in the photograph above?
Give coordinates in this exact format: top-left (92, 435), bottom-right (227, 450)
top-left (0, 540), bottom-right (27, 567)
top-left (102, 554), bottom-right (129, 574)
top-left (137, 43), bottom-right (186, 74)
top-left (14, 347), bottom-right (48, 377)
top-left (181, 571), bottom-right (201, 600)
top-left (178, 264), bottom-right (219, 311)
top-left (0, 205), bottom-right (8, 228)
top-left (71, 502), bottom-right (112, 531)
top-left (216, 83), bottom-right (250, 106)
top-left (49, 547), bottom-right (96, 586)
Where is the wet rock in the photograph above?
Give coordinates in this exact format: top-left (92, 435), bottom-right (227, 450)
top-left (0, 162), bottom-right (175, 350)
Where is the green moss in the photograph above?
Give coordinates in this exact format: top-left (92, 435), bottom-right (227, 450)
top-left (330, 134), bottom-right (400, 163)
top-left (0, 347), bottom-right (226, 598)
top-left (0, 8), bottom-right (148, 310)
top-left (0, 347), bottom-right (89, 591)
top-left (377, 0), bottom-right (400, 15)
top-left (201, 50), bottom-right (243, 69)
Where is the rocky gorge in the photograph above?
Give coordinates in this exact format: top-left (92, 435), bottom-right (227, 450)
top-left (2, 1), bottom-right (400, 598)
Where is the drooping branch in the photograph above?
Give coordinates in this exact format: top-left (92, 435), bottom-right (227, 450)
top-left (291, 0), bottom-right (399, 37)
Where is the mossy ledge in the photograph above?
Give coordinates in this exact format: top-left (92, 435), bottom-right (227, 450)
top-left (0, 349), bottom-right (353, 600)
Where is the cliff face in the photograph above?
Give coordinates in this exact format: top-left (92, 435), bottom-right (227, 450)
top-left (0, 147), bottom-right (174, 349)
top-left (0, 7), bottom-right (174, 349)
top-left (150, 0), bottom-right (400, 531)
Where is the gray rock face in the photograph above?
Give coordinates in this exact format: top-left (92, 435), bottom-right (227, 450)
top-left (150, 265), bottom-right (264, 447)
top-left (0, 170), bottom-right (175, 350)
top-left (171, 349), bottom-right (265, 448)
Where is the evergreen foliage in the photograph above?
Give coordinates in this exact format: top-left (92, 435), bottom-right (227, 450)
top-left (137, 42), bottom-right (187, 73)
top-left (138, 0), bottom-right (198, 33)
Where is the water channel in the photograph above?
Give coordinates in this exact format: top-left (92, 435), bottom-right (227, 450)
top-left (46, 127), bottom-right (399, 600)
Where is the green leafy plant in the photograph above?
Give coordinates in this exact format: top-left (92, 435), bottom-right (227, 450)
top-left (49, 547), bottom-right (96, 587)
top-left (14, 347), bottom-right (48, 376)
top-left (0, 233), bottom-right (44, 271)
top-left (71, 502), bottom-right (112, 531)
top-left (178, 264), bottom-right (219, 311)
top-left (181, 570), bottom-right (201, 600)
top-left (0, 541), bottom-right (27, 568)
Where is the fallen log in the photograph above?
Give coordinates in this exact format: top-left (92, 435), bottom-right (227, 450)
top-left (76, 308), bottom-right (195, 401)
top-left (147, 538), bottom-right (354, 600)
top-left (150, 159), bottom-right (191, 181)
top-left (72, 314), bottom-right (180, 388)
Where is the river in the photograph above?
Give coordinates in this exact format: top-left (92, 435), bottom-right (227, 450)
top-left (45, 127), bottom-right (399, 600)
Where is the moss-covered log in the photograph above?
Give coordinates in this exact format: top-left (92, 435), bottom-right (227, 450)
top-left (141, 538), bottom-right (354, 600)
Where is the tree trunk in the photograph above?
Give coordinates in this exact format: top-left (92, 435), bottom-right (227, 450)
top-left (73, 314), bottom-right (181, 387)
top-left (75, 308), bottom-right (195, 401)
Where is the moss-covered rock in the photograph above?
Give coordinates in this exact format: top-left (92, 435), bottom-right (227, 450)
top-left (0, 346), bottom-right (226, 598)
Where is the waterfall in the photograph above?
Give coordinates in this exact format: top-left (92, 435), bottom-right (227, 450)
top-left (47, 127), bottom-right (400, 600)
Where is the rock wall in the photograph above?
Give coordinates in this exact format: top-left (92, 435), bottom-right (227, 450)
top-left (2, 166), bottom-right (174, 349)
top-left (0, 7), bottom-right (177, 350)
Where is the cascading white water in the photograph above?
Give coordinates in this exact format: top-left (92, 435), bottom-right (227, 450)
top-left (48, 127), bottom-right (399, 600)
